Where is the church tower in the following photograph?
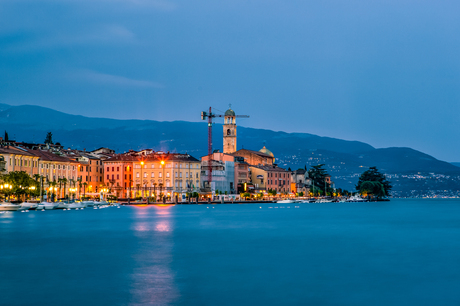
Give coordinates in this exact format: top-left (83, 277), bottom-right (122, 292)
top-left (223, 106), bottom-right (237, 154)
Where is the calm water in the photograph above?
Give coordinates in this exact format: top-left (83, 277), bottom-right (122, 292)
top-left (2, 199), bottom-right (460, 305)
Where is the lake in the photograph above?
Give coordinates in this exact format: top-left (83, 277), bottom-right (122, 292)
top-left (1, 199), bottom-right (460, 305)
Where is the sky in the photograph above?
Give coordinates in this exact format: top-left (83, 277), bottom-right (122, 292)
top-left (1, 0), bottom-right (460, 161)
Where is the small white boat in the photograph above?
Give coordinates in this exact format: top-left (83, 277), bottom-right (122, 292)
top-left (347, 196), bottom-right (367, 202)
top-left (81, 201), bottom-right (94, 207)
top-left (36, 203), bottom-right (45, 210)
top-left (0, 202), bottom-right (22, 211)
top-left (64, 202), bottom-right (85, 209)
top-left (316, 199), bottom-right (333, 203)
top-left (43, 202), bottom-right (59, 210)
top-left (20, 202), bottom-right (38, 210)
top-left (276, 199), bottom-right (301, 203)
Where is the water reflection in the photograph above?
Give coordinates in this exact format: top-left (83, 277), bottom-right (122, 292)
top-left (130, 205), bottom-right (178, 305)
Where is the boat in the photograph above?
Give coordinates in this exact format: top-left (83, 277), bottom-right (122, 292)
top-left (81, 200), bottom-right (94, 207)
top-left (316, 199), bottom-right (333, 203)
top-left (36, 203), bottom-right (46, 210)
top-left (64, 202), bottom-right (86, 209)
top-left (20, 202), bottom-right (38, 210)
top-left (0, 202), bottom-right (22, 211)
top-left (43, 202), bottom-right (59, 210)
top-left (276, 199), bottom-right (301, 203)
top-left (347, 196), bottom-right (367, 202)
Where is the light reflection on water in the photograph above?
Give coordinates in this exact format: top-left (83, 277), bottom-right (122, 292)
top-left (130, 205), bottom-right (178, 305)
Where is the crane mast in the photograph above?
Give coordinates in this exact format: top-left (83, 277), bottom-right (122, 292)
top-left (201, 106), bottom-right (249, 193)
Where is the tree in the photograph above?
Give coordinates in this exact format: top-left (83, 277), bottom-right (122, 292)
top-left (4, 131), bottom-right (8, 142)
top-left (356, 167), bottom-right (392, 198)
top-left (1, 171), bottom-right (37, 201)
top-left (44, 132), bottom-right (53, 144)
top-left (308, 164), bottom-right (331, 195)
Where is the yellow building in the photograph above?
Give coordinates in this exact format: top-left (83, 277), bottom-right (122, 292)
top-left (0, 146), bottom-right (40, 176)
top-left (29, 149), bottom-right (79, 198)
top-left (132, 152), bottom-right (201, 200)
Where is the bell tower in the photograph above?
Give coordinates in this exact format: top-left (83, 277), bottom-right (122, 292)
top-left (223, 105), bottom-right (237, 154)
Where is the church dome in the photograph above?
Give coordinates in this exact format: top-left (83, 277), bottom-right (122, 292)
top-left (259, 146), bottom-right (274, 157)
top-left (225, 108), bottom-right (235, 116)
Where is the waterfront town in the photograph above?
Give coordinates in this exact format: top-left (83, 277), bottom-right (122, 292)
top-left (0, 107), bottom-right (332, 204)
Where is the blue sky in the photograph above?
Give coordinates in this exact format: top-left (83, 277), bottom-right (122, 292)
top-left (1, 0), bottom-right (460, 161)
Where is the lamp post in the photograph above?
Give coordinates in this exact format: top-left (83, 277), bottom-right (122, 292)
top-left (140, 161), bottom-right (144, 199)
top-left (161, 160), bottom-right (165, 203)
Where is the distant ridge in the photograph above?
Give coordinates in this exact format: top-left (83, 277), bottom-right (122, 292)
top-left (1, 103), bottom-right (459, 195)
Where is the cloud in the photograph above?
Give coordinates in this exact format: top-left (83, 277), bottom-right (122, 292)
top-left (74, 69), bottom-right (164, 88)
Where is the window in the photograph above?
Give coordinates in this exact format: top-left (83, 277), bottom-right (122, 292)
top-left (159, 172), bottom-right (162, 178)
top-left (151, 172), bottom-right (154, 178)
top-left (151, 164), bottom-right (155, 169)
top-left (107, 174), bottom-right (110, 180)
top-left (166, 172), bottom-right (170, 178)
top-left (196, 173), bottom-right (198, 178)
top-left (117, 167), bottom-right (119, 171)
top-left (112, 175), bottom-right (114, 180)
top-left (186, 172), bottom-right (188, 178)
top-left (125, 174), bottom-right (127, 179)
top-left (179, 172), bottom-right (182, 178)
top-left (144, 172), bottom-right (147, 178)
top-left (175, 172), bottom-right (178, 178)
top-left (136, 172), bottom-right (140, 178)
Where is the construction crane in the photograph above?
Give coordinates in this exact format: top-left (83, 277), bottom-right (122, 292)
top-left (201, 106), bottom-right (249, 192)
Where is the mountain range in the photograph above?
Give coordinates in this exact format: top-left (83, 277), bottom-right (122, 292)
top-left (1, 103), bottom-right (459, 196)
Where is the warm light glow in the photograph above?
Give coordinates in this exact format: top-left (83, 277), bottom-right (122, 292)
top-left (161, 160), bottom-right (165, 165)
top-left (141, 161), bottom-right (144, 165)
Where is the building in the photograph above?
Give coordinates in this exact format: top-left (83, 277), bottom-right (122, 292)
top-left (201, 152), bottom-right (250, 194)
top-left (103, 154), bottom-right (136, 198)
top-left (290, 169), bottom-right (311, 195)
top-left (62, 150), bottom-right (105, 196)
top-left (223, 108), bottom-right (237, 154)
top-left (250, 164), bottom-right (291, 193)
top-left (28, 149), bottom-right (79, 198)
top-left (104, 150), bottom-right (201, 200)
top-left (232, 147), bottom-right (275, 166)
top-left (0, 146), bottom-right (40, 176)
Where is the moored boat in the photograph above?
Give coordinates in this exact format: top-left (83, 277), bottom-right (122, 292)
top-left (276, 199), bottom-right (301, 203)
top-left (20, 202), bottom-right (38, 210)
top-left (0, 202), bottom-right (22, 211)
top-left (43, 202), bottom-right (59, 210)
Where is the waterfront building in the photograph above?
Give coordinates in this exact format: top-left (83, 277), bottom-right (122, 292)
top-left (201, 152), bottom-right (249, 194)
top-left (28, 149), bottom-right (79, 198)
top-left (0, 146), bottom-right (40, 176)
top-left (223, 108), bottom-right (237, 154)
top-left (62, 149), bottom-right (106, 197)
top-left (103, 154), bottom-right (136, 198)
top-left (290, 169), bottom-right (311, 195)
top-left (104, 150), bottom-right (201, 200)
top-left (249, 164), bottom-right (291, 193)
top-left (232, 146), bottom-right (275, 166)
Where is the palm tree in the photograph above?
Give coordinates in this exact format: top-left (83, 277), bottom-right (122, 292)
top-left (82, 182), bottom-right (87, 197)
top-left (77, 177), bottom-right (82, 198)
top-left (57, 178), bottom-right (64, 199)
top-left (62, 177), bottom-right (68, 199)
top-left (49, 180), bottom-right (57, 202)
top-left (69, 178), bottom-right (75, 199)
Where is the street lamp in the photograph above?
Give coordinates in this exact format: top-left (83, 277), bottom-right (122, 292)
top-left (140, 161), bottom-right (144, 199)
top-left (161, 160), bottom-right (165, 203)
